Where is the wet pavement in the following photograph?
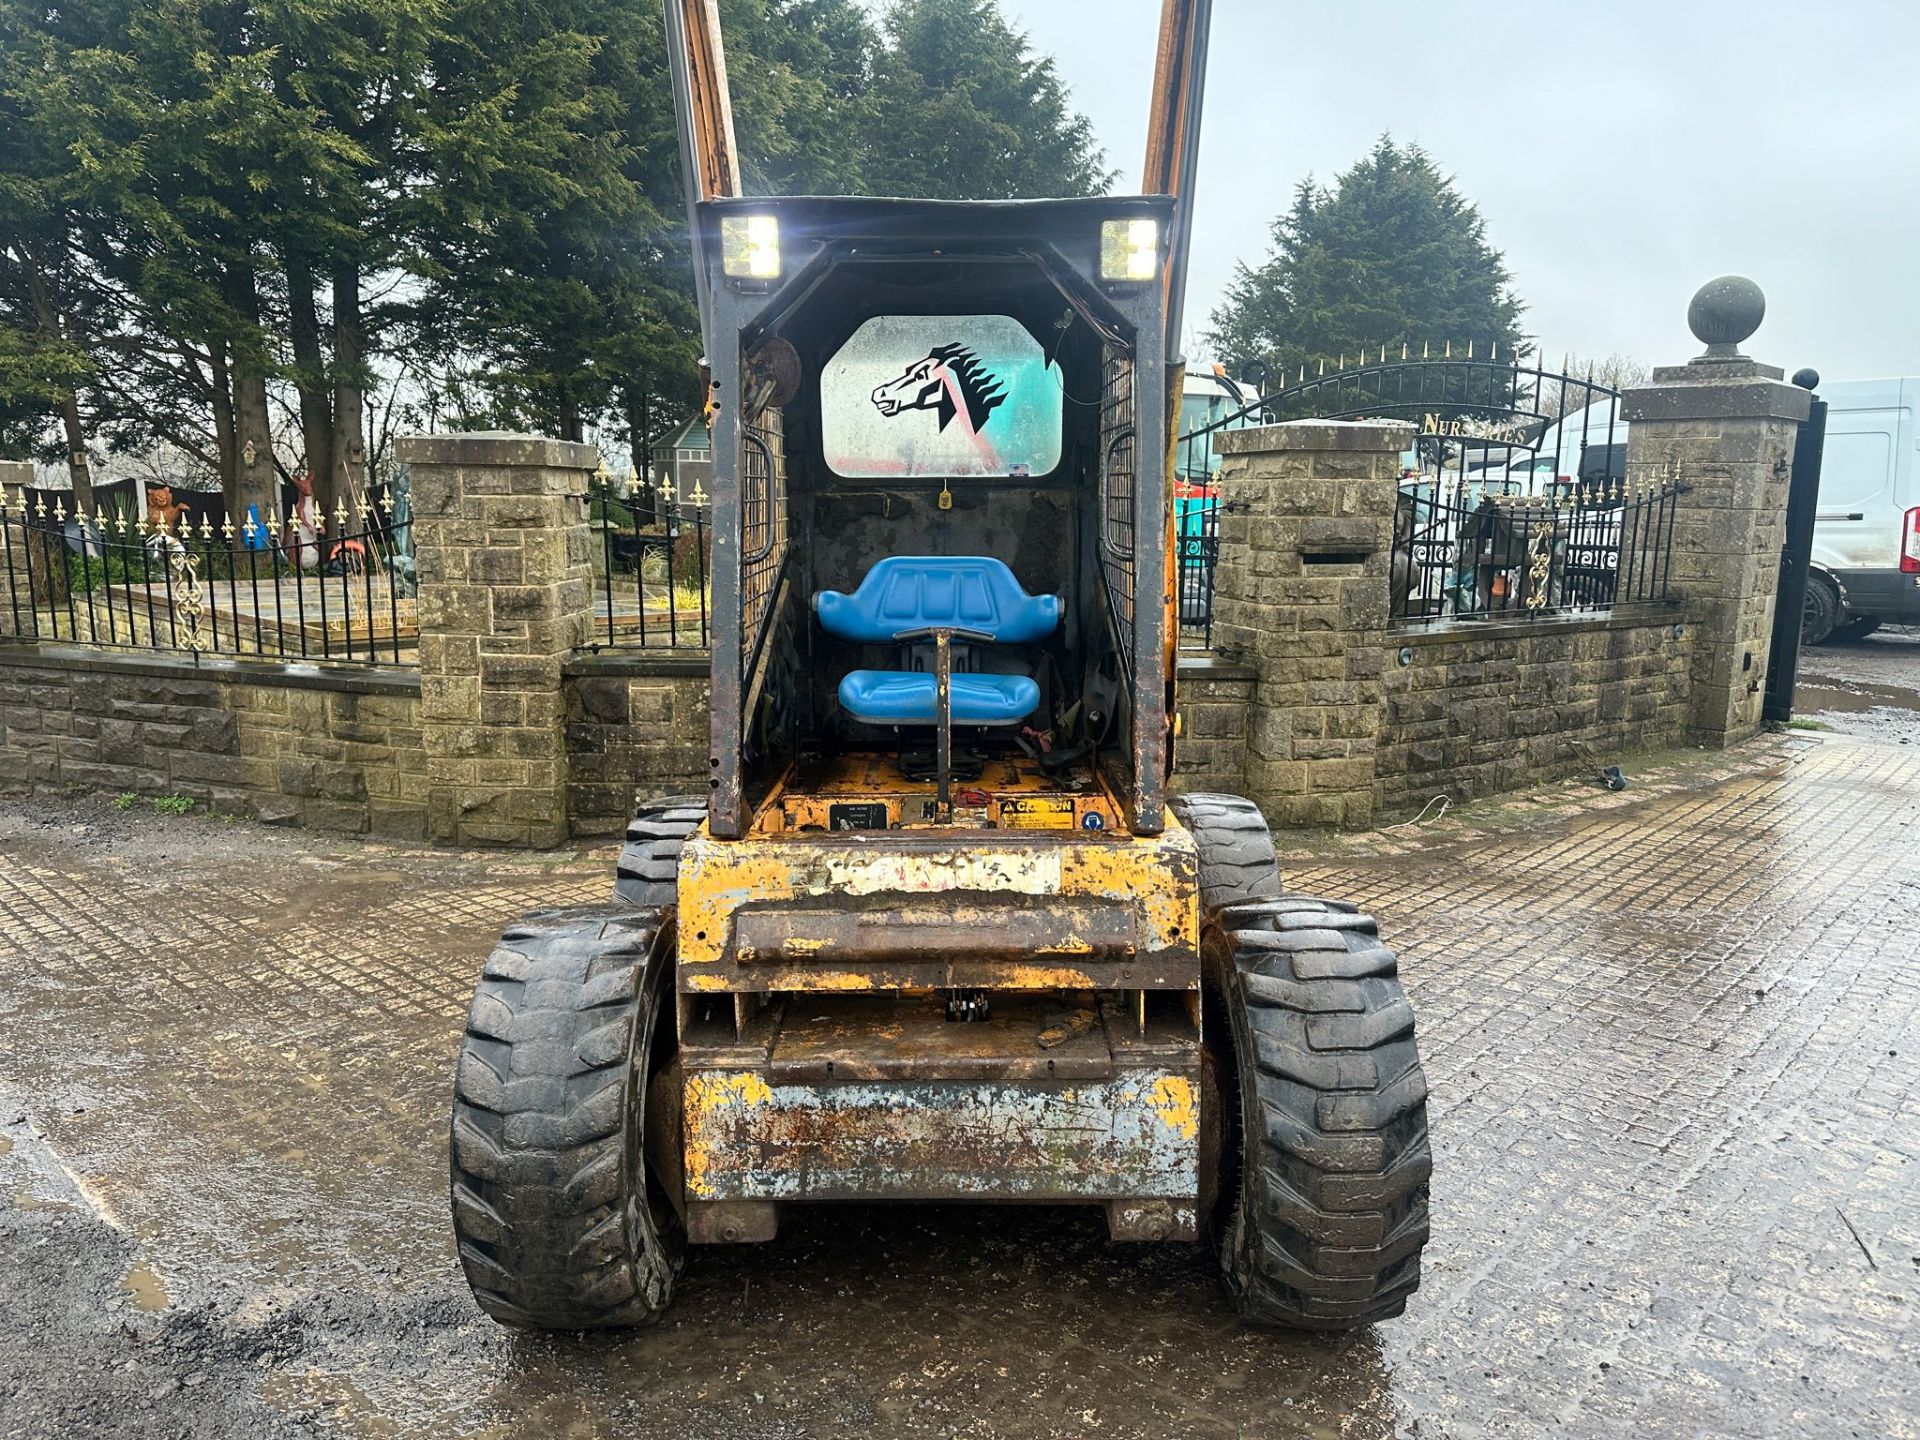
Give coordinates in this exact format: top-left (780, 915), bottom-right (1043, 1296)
top-left (1796, 626), bottom-right (1920, 744)
top-left (3, 732), bottom-right (1918, 1438)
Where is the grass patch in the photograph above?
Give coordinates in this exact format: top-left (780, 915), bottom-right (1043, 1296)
top-left (1786, 717), bottom-right (1834, 732)
top-left (114, 792), bottom-right (139, 811)
top-left (151, 795), bottom-right (195, 816)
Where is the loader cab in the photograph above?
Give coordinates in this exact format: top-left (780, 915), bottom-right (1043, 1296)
top-left (696, 195), bottom-right (1179, 840)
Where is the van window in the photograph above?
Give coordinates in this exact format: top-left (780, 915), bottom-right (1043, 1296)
top-left (1819, 427), bottom-right (1894, 511)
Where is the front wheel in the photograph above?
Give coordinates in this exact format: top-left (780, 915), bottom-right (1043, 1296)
top-left (1206, 896), bottom-right (1433, 1330)
top-left (449, 906), bottom-right (684, 1328)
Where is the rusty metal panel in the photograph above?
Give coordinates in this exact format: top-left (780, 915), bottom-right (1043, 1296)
top-left (733, 896), bottom-right (1137, 967)
top-left (681, 1068), bottom-right (1199, 1204)
top-left (677, 823), bottom-right (1200, 989)
top-left (760, 995), bottom-right (1187, 1083)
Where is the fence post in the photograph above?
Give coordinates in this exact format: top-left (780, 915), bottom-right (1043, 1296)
top-left (1623, 278), bottom-right (1808, 749)
top-left (0, 461), bottom-right (31, 639)
top-left (1210, 418), bottom-right (1413, 828)
top-left (398, 432), bottom-right (597, 847)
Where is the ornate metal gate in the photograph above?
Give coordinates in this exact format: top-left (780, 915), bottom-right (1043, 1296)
top-left (1174, 351), bottom-right (1686, 638)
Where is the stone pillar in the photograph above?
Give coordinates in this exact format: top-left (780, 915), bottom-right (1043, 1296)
top-left (1210, 419), bottom-right (1413, 828)
top-left (0, 461), bottom-right (31, 638)
top-left (398, 432), bottom-right (597, 847)
top-left (1624, 278), bottom-right (1808, 749)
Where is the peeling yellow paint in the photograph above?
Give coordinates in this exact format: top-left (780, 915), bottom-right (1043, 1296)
top-left (1033, 933), bottom-right (1093, 956)
top-left (676, 818), bottom-right (1201, 981)
top-left (1147, 1076), bottom-right (1199, 1142)
top-left (683, 1072), bottom-right (776, 1198)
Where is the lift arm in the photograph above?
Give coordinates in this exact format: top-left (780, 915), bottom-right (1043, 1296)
top-left (664, 0), bottom-right (743, 361)
top-left (1141, 0), bottom-right (1213, 364)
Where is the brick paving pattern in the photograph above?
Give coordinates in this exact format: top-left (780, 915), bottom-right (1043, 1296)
top-left (0, 735), bottom-right (1915, 1438)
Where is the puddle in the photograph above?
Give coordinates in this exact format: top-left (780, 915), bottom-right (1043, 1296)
top-left (1796, 678), bottom-right (1920, 714)
top-left (122, 1259), bottom-right (171, 1311)
top-left (8, 1186), bottom-right (74, 1212)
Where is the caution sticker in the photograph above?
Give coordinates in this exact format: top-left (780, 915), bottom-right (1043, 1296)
top-left (999, 796), bottom-right (1077, 830)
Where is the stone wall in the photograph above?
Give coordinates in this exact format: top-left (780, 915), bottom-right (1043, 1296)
top-left (1376, 615), bottom-right (1693, 811)
top-left (0, 646), bottom-right (426, 836)
top-left (564, 655), bottom-right (712, 837)
top-left (1205, 421), bottom-right (1410, 827)
top-left (1170, 659), bottom-right (1258, 796)
top-left (402, 433), bottom-right (597, 848)
top-left (1174, 327), bottom-right (1811, 828)
top-left (1624, 361), bottom-right (1807, 745)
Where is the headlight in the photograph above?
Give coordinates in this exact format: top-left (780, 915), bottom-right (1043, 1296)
top-left (1100, 217), bottom-right (1159, 282)
top-left (721, 214), bottom-right (781, 280)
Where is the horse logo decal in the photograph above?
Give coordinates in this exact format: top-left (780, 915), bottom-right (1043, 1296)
top-left (871, 343), bottom-right (1008, 434)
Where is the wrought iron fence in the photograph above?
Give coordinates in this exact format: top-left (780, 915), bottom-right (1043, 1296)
top-left (1, 484), bottom-right (414, 664)
top-left (583, 472), bottom-right (711, 650)
top-left (1392, 469), bottom-right (1685, 627)
top-left (1176, 483), bottom-right (1220, 650)
top-left (1169, 351), bottom-right (1651, 646)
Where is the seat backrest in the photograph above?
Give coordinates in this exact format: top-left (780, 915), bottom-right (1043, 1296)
top-left (813, 555), bottom-right (1058, 645)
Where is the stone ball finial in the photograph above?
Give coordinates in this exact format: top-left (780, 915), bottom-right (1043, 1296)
top-left (1791, 367), bottom-right (1820, 391)
top-left (1687, 275), bottom-right (1765, 362)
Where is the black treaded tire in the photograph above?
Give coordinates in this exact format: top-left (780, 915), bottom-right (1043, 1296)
top-left (449, 905), bottom-right (684, 1329)
top-left (1171, 793), bottom-right (1283, 909)
top-left (1205, 896), bottom-right (1432, 1329)
top-left (614, 796), bottom-right (705, 907)
top-left (1802, 576), bottom-right (1841, 647)
top-left (1826, 614), bottom-right (1881, 645)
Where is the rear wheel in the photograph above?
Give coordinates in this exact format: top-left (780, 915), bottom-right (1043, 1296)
top-left (1827, 615), bottom-right (1882, 645)
top-left (1802, 576), bottom-right (1841, 647)
top-left (1207, 898), bottom-right (1432, 1329)
top-left (449, 906), bottom-right (684, 1328)
top-left (1182, 794), bottom-right (1432, 1331)
top-left (614, 796), bottom-right (705, 907)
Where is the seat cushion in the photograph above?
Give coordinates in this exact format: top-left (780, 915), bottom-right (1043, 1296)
top-left (815, 556), bottom-right (1057, 644)
top-left (838, 670), bottom-right (1040, 726)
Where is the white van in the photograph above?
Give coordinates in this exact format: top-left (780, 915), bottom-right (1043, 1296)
top-left (1806, 377), bottom-right (1920, 641)
top-left (1458, 402), bottom-right (1630, 496)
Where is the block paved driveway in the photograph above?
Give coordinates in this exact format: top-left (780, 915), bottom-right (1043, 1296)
top-left (1, 733), bottom-right (1915, 1438)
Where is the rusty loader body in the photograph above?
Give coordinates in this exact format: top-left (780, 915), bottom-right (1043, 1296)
top-left (448, 0), bottom-right (1432, 1332)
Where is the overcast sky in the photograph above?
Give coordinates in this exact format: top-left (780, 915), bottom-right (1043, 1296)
top-left (995, 0), bottom-right (1920, 381)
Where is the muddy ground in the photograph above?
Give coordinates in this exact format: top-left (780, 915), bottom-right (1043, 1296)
top-left (2, 694), bottom-right (1917, 1437)
top-left (1795, 623), bottom-right (1920, 743)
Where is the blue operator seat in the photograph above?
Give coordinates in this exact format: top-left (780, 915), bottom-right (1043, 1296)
top-left (813, 556), bottom-right (1057, 726)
